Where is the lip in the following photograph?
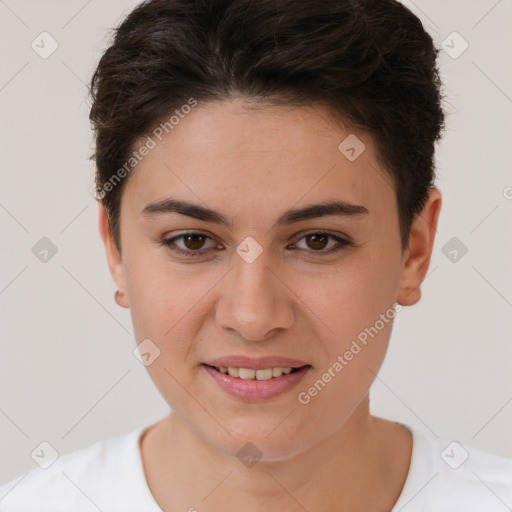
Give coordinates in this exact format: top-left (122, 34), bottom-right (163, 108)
top-left (203, 355), bottom-right (309, 370)
top-left (202, 362), bottom-right (312, 402)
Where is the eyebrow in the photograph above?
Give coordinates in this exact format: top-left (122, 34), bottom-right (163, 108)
top-left (141, 198), bottom-right (368, 229)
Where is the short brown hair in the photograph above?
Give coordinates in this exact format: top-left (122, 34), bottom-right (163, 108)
top-left (89, 0), bottom-right (445, 250)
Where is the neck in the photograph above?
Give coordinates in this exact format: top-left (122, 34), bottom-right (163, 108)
top-left (141, 398), bottom-right (412, 512)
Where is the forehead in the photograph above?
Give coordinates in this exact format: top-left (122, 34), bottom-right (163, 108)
top-left (121, 99), bottom-right (396, 221)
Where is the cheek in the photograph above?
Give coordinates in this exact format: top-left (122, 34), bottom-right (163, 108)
top-left (123, 257), bottom-right (211, 412)
top-left (292, 245), bottom-right (400, 406)
top-left (122, 245), bottom-right (228, 368)
top-left (121, 243), bottom-right (193, 351)
top-left (295, 297), bottom-right (396, 441)
top-left (304, 253), bottom-right (399, 342)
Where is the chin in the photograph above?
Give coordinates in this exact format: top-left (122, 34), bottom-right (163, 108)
top-left (205, 416), bottom-right (316, 464)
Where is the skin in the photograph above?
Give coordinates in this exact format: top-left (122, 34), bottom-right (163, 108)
top-left (99, 98), bottom-right (441, 512)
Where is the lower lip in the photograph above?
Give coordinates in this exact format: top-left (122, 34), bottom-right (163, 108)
top-left (202, 364), bottom-right (311, 402)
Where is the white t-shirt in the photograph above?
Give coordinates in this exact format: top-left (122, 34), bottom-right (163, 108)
top-left (1, 422), bottom-right (511, 511)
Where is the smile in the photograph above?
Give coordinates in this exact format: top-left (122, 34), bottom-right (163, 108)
top-left (201, 362), bottom-right (311, 401)
top-left (210, 365), bottom-right (297, 380)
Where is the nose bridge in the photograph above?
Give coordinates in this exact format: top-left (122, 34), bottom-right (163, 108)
top-left (216, 246), bottom-right (294, 340)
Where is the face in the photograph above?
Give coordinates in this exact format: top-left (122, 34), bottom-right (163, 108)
top-left (100, 99), bottom-right (439, 461)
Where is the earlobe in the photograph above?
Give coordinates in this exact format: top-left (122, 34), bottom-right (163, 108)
top-left (97, 201), bottom-right (129, 308)
top-left (396, 187), bottom-right (442, 307)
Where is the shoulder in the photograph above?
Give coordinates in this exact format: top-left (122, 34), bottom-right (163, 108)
top-left (0, 425), bottom-right (158, 512)
top-left (393, 423), bottom-right (512, 511)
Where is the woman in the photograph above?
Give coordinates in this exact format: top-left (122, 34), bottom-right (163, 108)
top-left (1, 0), bottom-right (511, 510)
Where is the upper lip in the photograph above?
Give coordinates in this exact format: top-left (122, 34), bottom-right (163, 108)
top-left (203, 356), bottom-right (310, 370)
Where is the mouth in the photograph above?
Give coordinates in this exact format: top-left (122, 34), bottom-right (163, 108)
top-left (204, 364), bottom-right (303, 380)
top-left (201, 360), bottom-right (312, 402)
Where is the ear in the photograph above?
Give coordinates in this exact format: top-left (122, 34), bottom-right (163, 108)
top-left (98, 201), bottom-right (129, 308)
top-left (396, 187), bottom-right (442, 306)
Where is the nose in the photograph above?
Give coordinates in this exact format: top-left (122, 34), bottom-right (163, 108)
top-left (215, 252), bottom-right (295, 341)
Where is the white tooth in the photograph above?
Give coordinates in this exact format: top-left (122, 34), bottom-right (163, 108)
top-left (256, 368), bottom-right (273, 380)
top-left (238, 368), bottom-right (256, 380)
top-left (219, 366), bottom-right (228, 374)
top-left (227, 367), bottom-right (239, 377)
top-left (282, 367), bottom-right (293, 374)
top-left (272, 367), bottom-right (284, 377)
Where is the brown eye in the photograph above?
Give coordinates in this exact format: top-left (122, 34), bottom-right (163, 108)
top-left (161, 232), bottom-right (220, 257)
top-left (181, 233), bottom-right (207, 250)
top-left (292, 232), bottom-right (353, 254)
top-left (305, 233), bottom-right (329, 251)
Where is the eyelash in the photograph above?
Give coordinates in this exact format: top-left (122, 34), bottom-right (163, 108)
top-left (160, 231), bottom-right (354, 258)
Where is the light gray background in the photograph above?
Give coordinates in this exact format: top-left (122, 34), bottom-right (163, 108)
top-left (1, 0), bottom-right (511, 485)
